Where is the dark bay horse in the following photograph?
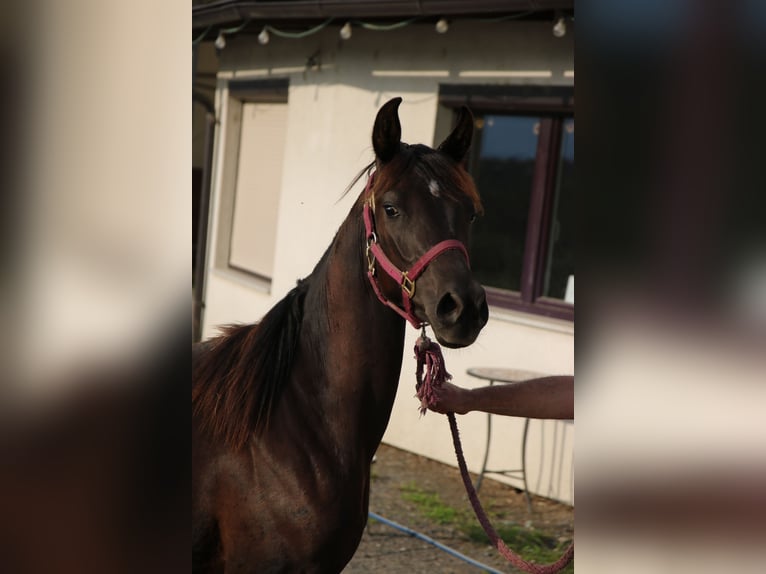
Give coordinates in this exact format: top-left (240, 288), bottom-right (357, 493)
top-left (192, 98), bottom-right (488, 573)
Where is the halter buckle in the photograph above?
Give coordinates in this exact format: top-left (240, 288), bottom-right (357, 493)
top-left (366, 233), bottom-right (377, 273)
top-left (401, 272), bottom-right (415, 298)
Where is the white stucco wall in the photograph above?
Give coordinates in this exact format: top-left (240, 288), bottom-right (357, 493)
top-left (201, 20), bottom-right (574, 504)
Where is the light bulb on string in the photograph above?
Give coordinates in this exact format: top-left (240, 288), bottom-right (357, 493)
top-left (435, 18), bottom-right (449, 34)
top-left (258, 27), bottom-right (270, 45)
top-left (553, 17), bottom-right (566, 38)
top-left (340, 22), bottom-right (352, 40)
top-left (214, 31), bottom-right (226, 50)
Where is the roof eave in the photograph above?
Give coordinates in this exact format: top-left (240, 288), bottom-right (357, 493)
top-left (192, 0), bottom-right (574, 32)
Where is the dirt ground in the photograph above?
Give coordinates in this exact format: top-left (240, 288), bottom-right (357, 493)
top-left (344, 444), bottom-right (574, 573)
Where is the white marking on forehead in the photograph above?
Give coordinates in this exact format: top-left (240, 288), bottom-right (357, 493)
top-left (428, 179), bottom-right (441, 198)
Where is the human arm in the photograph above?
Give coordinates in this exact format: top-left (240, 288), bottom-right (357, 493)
top-left (427, 375), bottom-right (574, 419)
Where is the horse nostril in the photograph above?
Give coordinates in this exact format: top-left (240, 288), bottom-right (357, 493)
top-left (436, 292), bottom-right (463, 325)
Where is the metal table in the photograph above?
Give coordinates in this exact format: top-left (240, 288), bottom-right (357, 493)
top-left (466, 367), bottom-right (544, 514)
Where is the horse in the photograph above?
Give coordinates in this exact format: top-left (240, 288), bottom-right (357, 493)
top-left (192, 97), bottom-right (488, 573)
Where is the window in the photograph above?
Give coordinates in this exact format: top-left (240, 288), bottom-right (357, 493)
top-left (215, 79), bottom-right (288, 285)
top-left (228, 101), bottom-right (287, 279)
top-left (439, 86), bottom-right (574, 320)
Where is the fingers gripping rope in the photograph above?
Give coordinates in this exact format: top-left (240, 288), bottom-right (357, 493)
top-left (414, 332), bottom-right (574, 574)
top-left (414, 332), bottom-right (452, 415)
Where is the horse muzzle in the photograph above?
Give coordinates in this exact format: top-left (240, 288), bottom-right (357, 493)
top-left (429, 279), bottom-right (488, 348)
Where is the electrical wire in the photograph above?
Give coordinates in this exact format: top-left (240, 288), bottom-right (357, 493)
top-left (193, 9), bottom-right (553, 48)
top-left (355, 17), bottom-right (419, 31)
top-left (220, 19), bottom-right (251, 34)
top-left (193, 25), bottom-right (211, 46)
top-left (474, 11), bottom-right (537, 23)
top-left (266, 18), bottom-right (334, 38)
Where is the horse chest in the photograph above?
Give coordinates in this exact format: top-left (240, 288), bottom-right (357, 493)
top-left (209, 448), bottom-right (369, 572)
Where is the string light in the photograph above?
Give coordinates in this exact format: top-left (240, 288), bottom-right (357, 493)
top-left (553, 17), bottom-right (566, 38)
top-left (340, 22), bottom-right (352, 40)
top-left (193, 11), bottom-right (561, 49)
top-left (210, 20), bottom-right (251, 51)
top-left (214, 31), bottom-right (226, 50)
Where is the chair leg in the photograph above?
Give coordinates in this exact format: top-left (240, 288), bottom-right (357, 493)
top-left (476, 410), bottom-right (492, 492)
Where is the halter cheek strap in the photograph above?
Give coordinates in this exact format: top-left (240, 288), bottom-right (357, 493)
top-left (362, 173), bottom-right (470, 329)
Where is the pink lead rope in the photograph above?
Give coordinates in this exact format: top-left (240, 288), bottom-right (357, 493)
top-left (414, 332), bottom-right (575, 574)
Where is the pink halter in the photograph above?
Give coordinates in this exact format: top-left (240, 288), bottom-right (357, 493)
top-left (363, 172), bottom-right (470, 329)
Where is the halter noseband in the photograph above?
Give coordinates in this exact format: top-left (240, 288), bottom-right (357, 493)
top-left (363, 172), bottom-right (470, 329)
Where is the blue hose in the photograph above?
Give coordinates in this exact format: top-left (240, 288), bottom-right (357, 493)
top-left (367, 511), bottom-right (505, 574)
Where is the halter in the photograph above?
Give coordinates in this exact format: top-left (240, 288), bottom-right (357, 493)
top-left (363, 172), bottom-right (470, 329)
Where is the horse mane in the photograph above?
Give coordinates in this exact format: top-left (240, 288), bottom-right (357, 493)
top-left (192, 279), bottom-right (309, 449)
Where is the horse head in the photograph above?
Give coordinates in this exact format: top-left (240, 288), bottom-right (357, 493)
top-left (366, 97), bottom-right (488, 348)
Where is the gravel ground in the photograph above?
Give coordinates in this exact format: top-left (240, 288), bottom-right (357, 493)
top-left (344, 444), bottom-right (574, 573)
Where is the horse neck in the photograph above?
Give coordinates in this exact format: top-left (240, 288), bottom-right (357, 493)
top-left (300, 198), bottom-right (407, 459)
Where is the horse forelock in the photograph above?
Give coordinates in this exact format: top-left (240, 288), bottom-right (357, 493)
top-left (192, 280), bottom-right (309, 449)
top-left (371, 145), bottom-right (483, 215)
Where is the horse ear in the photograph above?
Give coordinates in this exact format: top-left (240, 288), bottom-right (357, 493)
top-left (438, 106), bottom-right (474, 163)
top-left (372, 97), bottom-right (403, 164)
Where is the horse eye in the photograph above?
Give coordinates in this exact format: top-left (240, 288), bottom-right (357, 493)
top-left (383, 204), bottom-right (400, 218)
top-left (469, 213), bottom-right (477, 223)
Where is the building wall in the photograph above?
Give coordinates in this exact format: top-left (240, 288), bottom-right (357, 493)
top-left (202, 20), bottom-right (575, 504)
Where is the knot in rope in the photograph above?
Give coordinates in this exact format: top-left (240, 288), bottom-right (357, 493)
top-left (414, 332), bottom-right (451, 415)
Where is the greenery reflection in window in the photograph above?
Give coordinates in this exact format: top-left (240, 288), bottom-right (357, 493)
top-left (467, 112), bottom-right (574, 318)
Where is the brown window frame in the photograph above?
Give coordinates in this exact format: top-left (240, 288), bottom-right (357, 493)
top-left (440, 85), bottom-right (574, 322)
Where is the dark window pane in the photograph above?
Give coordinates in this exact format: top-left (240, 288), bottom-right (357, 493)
top-left (542, 118), bottom-right (574, 301)
top-left (469, 115), bottom-right (540, 292)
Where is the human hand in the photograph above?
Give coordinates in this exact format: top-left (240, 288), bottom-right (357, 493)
top-left (428, 382), bottom-right (471, 415)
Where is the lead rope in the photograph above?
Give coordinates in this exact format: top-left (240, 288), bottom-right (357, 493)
top-left (414, 329), bottom-right (574, 574)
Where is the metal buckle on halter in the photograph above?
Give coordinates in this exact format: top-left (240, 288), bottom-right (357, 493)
top-left (366, 233), bottom-right (377, 273)
top-left (401, 272), bottom-right (415, 298)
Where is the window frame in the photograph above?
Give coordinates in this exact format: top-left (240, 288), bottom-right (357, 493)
top-left (440, 85), bottom-right (574, 322)
top-left (214, 78), bottom-right (289, 288)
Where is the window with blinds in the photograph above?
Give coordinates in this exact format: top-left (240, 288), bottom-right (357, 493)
top-left (228, 101), bottom-right (288, 280)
